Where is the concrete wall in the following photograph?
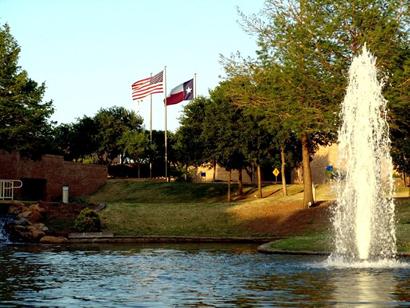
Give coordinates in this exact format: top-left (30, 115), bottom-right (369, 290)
top-left (291, 144), bottom-right (339, 184)
top-left (310, 144), bottom-right (339, 184)
top-left (0, 151), bottom-right (107, 201)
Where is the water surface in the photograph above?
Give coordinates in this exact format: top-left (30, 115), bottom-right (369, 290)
top-left (0, 244), bottom-right (409, 307)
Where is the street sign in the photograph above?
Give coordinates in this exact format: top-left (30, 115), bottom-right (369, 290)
top-left (273, 168), bottom-right (280, 184)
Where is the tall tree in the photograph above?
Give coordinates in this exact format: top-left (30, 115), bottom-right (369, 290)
top-left (174, 96), bottom-right (208, 174)
top-left (0, 24), bottom-right (54, 157)
top-left (221, 63), bottom-right (296, 197)
top-left (118, 130), bottom-right (152, 177)
top-left (386, 45), bottom-right (410, 183)
top-left (233, 0), bottom-right (409, 207)
top-left (241, 109), bottom-right (276, 197)
top-left (94, 106), bottom-right (143, 164)
top-left (150, 130), bottom-right (176, 177)
top-left (207, 82), bottom-right (250, 201)
top-left (53, 116), bottom-right (99, 162)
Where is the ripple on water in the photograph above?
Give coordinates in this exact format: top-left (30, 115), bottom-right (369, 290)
top-left (0, 245), bottom-right (409, 306)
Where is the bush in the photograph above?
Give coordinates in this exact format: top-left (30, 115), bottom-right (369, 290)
top-left (74, 208), bottom-right (101, 232)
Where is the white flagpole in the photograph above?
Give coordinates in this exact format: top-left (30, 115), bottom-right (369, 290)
top-left (194, 73), bottom-right (197, 99)
top-left (164, 66), bottom-right (168, 180)
top-left (149, 73), bottom-right (153, 179)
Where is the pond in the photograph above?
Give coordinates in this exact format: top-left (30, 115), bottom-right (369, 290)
top-left (0, 243), bottom-right (409, 307)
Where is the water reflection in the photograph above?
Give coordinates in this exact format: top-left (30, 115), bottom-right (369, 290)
top-left (0, 244), bottom-right (409, 307)
top-left (331, 270), bottom-right (397, 307)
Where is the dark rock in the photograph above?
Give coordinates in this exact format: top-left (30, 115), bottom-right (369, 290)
top-left (27, 225), bottom-right (45, 241)
top-left (13, 217), bottom-right (30, 226)
top-left (8, 203), bottom-right (24, 215)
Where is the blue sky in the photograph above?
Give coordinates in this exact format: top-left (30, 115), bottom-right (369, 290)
top-left (0, 0), bottom-right (262, 131)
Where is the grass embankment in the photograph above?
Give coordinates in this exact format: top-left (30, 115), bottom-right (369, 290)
top-left (268, 198), bottom-right (410, 253)
top-left (88, 180), bottom-right (327, 237)
top-left (88, 179), bottom-right (410, 252)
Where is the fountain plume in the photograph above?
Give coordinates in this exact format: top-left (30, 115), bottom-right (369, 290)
top-left (330, 45), bottom-right (396, 262)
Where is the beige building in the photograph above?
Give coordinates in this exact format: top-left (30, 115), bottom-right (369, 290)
top-left (191, 145), bottom-right (408, 187)
top-left (191, 164), bottom-right (254, 184)
top-left (291, 144), bottom-right (339, 184)
top-left (191, 145), bottom-right (339, 185)
top-left (310, 144), bottom-right (339, 184)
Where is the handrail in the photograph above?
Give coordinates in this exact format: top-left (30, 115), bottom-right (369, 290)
top-left (0, 179), bottom-right (23, 200)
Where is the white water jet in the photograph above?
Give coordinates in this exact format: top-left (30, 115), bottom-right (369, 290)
top-left (329, 46), bottom-right (396, 263)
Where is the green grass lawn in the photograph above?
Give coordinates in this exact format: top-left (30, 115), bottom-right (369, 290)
top-left (98, 202), bottom-right (248, 237)
top-left (87, 179), bottom-right (410, 253)
top-left (269, 198), bottom-right (410, 253)
top-left (88, 180), bottom-right (235, 204)
top-left (268, 233), bottom-right (332, 252)
top-left (396, 198), bottom-right (410, 252)
top-left (89, 180), bottom-right (256, 237)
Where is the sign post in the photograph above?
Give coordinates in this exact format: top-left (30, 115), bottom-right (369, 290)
top-left (273, 168), bottom-right (280, 184)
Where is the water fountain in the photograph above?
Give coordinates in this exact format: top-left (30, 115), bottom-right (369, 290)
top-left (329, 46), bottom-right (397, 264)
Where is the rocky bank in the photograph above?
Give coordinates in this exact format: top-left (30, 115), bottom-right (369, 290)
top-left (4, 202), bottom-right (86, 244)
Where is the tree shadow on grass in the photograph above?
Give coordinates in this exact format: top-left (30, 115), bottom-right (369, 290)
top-left (229, 201), bottom-right (334, 237)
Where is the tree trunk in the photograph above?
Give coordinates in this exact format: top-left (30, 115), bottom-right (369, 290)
top-left (238, 168), bottom-right (243, 196)
top-left (137, 164), bottom-right (141, 178)
top-left (301, 133), bottom-right (314, 207)
top-left (227, 169), bottom-right (232, 202)
top-left (257, 164), bottom-right (262, 198)
top-left (280, 145), bottom-right (288, 196)
top-left (213, 160), bottom-right (216, 182)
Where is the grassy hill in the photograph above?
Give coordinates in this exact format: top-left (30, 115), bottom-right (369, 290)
top-left (88, 179), bottom-right (329, 237)
top-left (88, 179), bottom-right (410, 252)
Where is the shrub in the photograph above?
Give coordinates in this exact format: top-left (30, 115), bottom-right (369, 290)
top-left (74, 208), bottom-right (101, 232)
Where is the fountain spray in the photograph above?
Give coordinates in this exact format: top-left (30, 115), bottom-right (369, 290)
top-left (330, 45), bottom-right (396, 262)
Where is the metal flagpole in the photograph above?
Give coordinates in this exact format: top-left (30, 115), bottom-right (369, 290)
top-left (194, 73), bottom-right (197, 99)
top-left (149, 73), bottom-right (153, 179)
top-left (164, 66), bottom-right (168, 181)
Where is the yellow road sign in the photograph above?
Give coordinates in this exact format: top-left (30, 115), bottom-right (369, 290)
top-left (273, 168), bottom-right (280, 177)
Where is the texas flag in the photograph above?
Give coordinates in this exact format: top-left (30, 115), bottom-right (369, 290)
top-left (165, 78), bottom-right (194, 106)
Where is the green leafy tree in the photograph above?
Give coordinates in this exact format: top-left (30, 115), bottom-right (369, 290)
top-left (53, 116), bottom-right (99, 162)
top-left (118, 130), bottom-right (153, 177)
top-left (233, 0), bottom-right (409, 207)
top-left (150, 130), bottom-right (176, 177)
top-left (174, 96), bottom-right (208, 175)
top-left (207, 82), bottom-right (251, 201)
top-left (385, 45), bottom-right (410, 184)
top-left (242, 110), bottom-right (277, 197)
top-left (0, 24), bottom-right (54, 157)
top-left (52, 123), bottom-right (72, 158)
top-left (220, 66), bottom-right (295, 196)
top-left (94, 106), bottom-right (143, 164)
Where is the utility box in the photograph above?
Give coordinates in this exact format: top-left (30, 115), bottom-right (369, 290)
top-left (62, 185), bottom-right (69, 203)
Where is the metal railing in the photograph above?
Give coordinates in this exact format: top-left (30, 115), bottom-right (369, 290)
top-left (0, 180), bottom-right (23, 200)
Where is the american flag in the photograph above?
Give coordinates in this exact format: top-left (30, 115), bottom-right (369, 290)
top-left (132, 70), bottom-right (164, 100)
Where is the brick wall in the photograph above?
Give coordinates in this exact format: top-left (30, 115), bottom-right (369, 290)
top-left (0, 151), bottom-right (107, 201)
